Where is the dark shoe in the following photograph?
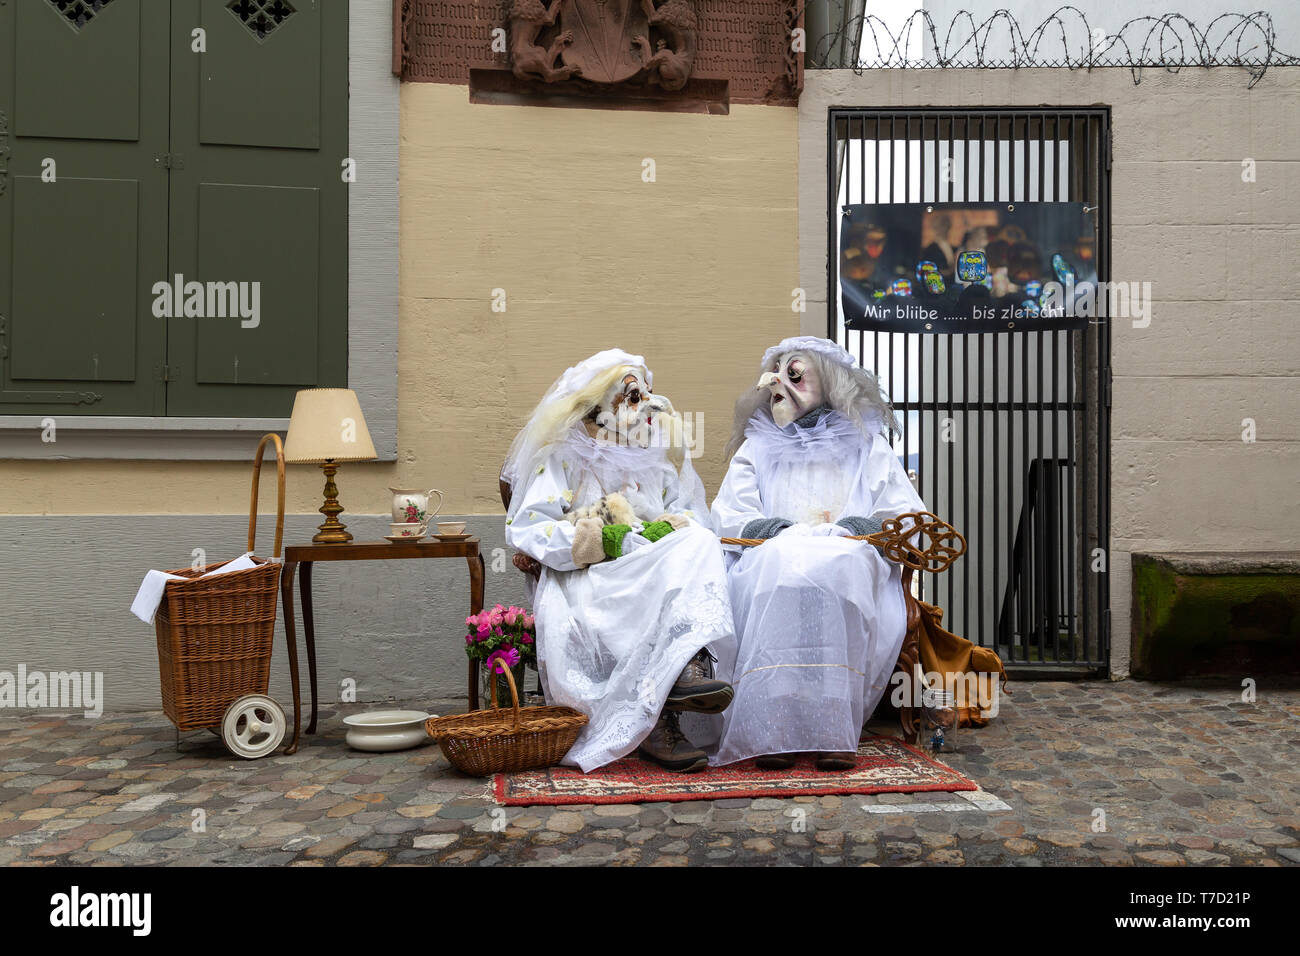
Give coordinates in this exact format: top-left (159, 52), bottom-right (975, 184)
top-left (637, 711), bottom-right (708, 773)
top-left (665, 649), bottom-right (734, 714)
top-left (754, 753), bottom-right (797, 770)
top-left (814, 751), bottom-right (857, 771)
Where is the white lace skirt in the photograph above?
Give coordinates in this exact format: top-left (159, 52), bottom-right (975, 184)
top-left (533, 524), bottom-right (735, 772)
top-left (698, 535), bottom-right (906, 766)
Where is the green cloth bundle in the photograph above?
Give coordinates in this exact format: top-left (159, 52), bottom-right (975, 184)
top-left (602, 524), bottom-right (632, 559)
top-left (601, 520), bottom-right (678, 558)
top-left (640, 521), bottom-right (674, 543)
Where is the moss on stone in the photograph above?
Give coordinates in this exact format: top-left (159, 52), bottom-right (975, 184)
top-left (1131, 555), bottom-right (1300, 679)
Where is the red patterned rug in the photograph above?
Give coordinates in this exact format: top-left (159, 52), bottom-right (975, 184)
top-left (493, 734), bottom-right (977, 806)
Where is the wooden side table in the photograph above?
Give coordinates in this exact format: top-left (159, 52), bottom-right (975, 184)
top-left (278, 537), bottom-right (485, 754)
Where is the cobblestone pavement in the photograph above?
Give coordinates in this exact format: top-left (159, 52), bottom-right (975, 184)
top-left (1, 680), bottom-right (1298, 867)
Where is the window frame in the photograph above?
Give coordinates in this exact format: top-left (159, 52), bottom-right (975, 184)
top-left (0, 2), bottom-right (398, 461)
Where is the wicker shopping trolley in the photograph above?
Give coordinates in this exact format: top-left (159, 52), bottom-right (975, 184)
top-left (153, 433), bottom-right (288, 759)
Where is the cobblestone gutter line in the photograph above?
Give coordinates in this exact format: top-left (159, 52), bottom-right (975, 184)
top-left (1, 681), bottom-right (1297, 866)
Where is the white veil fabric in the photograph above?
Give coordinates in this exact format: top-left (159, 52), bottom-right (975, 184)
top-left (698, 337), bottom-right (925, 766)
top-left (501, 349), bottom-right (652, 517)
top-left (501, 350), bottom-right (730, 771)
top-left (727, 336), bottom-right (897, 460)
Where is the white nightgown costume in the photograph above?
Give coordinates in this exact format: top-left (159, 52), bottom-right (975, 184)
top-left (503, 356), bottom-right (735, 772)
top-left (704, 407), bottom-right (924, 765)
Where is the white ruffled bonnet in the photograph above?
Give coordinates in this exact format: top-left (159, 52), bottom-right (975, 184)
top-left (542, 349), bottom-right (652, 404)
top-left (500, 349), bottom-right (653, 512)
top-left (761, 336), bottom-right (855, 370)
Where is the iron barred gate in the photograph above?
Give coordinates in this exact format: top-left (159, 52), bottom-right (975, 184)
top-left (827, 109), bottom-right (1111, 671)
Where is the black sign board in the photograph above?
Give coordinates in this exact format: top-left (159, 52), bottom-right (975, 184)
top-left (839, 202), bottom-right (1097, 333)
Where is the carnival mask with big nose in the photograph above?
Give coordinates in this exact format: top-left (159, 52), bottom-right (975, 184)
top-left (758, 351), bottom-right (824, 427)
top-left (592, 370), bottom-right (672, 448)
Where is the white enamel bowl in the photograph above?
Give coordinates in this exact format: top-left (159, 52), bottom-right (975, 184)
top-left (342, 710), bottom-right (434, 752)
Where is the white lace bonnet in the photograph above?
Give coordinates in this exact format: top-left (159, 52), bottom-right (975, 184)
top-left (500, 349), bottom-right (651, 506)
top-left (761, 336), bottom-right (855, 371)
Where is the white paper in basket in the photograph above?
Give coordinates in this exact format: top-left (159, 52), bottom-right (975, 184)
top-left (130, 552), bottom-right (278, 625)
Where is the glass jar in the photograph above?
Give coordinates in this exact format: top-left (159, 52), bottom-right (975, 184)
top-left (920, 688), bottom-right (959, 754)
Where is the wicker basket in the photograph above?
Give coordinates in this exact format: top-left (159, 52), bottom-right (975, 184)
top-left (425, 665), bottom-right (587, 776)
top-left (154, 434), bottom-right (286, 732)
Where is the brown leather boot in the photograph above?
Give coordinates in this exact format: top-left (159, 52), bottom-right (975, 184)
top-left (814, 751), bottom-right (857, 771)
top-left (754, 753), bottom-right (798, 770)
top-left (637, 711), bottom-right (708, 773)
top-left (665, 649), bottom-right (734, 715)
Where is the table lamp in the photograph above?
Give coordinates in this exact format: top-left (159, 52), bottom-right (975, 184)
top-left (284, 388), bottom-right (378, 544)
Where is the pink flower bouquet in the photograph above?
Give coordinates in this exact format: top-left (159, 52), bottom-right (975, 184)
top-left (464, 604), bottom-right (537, 675)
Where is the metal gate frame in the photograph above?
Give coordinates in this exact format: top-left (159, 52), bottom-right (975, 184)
top-left (826, 108), bottom-right (1112, 673)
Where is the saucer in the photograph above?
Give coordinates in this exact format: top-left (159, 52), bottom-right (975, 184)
top-left (434, 532), bottom-right (471, 541)
top-left (384, 533), bottom-right (426, 543)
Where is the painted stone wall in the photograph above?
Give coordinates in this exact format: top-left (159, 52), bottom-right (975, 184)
top-left (798, 67), bottom-right (1300, 678)
top-left (398, 82), bottom-right (801, 506)
top-left (0, 79), bottom-right (800, 710)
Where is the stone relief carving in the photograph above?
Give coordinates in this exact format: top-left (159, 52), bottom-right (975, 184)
top-left (509, 0), bottom-right (583, 83)
top-left (634, 0), bottom-right (698, 91)
top-left (509, 0), bottom-right (698, 90)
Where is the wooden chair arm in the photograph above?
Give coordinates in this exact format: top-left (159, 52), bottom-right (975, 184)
top-left (893, 567), bottom-right (925, 738)
top-left (512, 551), bottom-right (542, 580)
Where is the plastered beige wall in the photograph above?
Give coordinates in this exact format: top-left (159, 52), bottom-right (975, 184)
top-left (2, 85), bottom-right (800, 515)
top-left (398, 84), bottom-right (799, 504)
top-left (798, 67), bottom-right (1300, 678)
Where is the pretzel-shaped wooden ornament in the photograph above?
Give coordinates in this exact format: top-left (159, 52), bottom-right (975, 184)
top-left (865, 511), bottom-right (966, 573)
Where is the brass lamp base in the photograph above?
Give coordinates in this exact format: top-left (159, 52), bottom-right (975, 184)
top-left (313, 460), bottom-right (354, 544)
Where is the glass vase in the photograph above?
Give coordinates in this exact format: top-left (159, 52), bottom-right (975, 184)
top-left (482, 662), bottom-right (528, 710)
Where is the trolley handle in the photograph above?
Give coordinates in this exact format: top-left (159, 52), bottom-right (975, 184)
top-left (248, 433), bottom-right (286, 559)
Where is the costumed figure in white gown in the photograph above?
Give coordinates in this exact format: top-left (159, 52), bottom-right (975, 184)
top-left (706, 336), bottom-right (925, 770)
top-left (503, 350), bottom-right (736, 772)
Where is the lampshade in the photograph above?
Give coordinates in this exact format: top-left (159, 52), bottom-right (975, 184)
top-left (284, 388), bottom-right (378, 463)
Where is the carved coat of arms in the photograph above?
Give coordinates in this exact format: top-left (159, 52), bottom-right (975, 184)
top-left (509, 0), bottom-right (698, 91)
top-left (560, 0), bottom-right (650, 84)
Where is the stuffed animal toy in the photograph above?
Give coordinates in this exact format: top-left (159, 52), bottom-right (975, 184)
top-left (567, 492), bottom-right (691, 568)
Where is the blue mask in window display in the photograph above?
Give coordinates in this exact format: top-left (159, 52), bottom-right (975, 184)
top-left (757, 351), bottom-right (824, 428)
top-left (957, 249), bottom-right (988, 283)
top-left (592, 371), bottom-right (672, 448)
top-left (1051, 253), bottom-right (1077, 284)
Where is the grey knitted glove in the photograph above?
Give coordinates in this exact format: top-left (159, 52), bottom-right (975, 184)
top-left (836, 515), bottom-right (883, 537)
top-left (838, 515), bottom-right (890, 555)
top-left (740, 517), bottom-right (794, 540)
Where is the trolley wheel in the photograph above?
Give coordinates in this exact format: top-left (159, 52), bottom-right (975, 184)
top-left (220, 694), bottom-right (286, 759)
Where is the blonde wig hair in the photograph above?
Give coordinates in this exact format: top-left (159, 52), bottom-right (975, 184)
top-left (502, 352), bottom-right (688, 512)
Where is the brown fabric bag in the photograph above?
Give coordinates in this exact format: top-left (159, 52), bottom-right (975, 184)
top-left (915, 600), bottom-right (1009, 728)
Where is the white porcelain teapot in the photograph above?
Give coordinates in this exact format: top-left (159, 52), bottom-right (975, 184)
top-left (388, 487), bottom-right (445, 524)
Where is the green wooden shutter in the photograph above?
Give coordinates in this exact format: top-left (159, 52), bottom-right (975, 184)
top-left (164, 0), bottom-right (348, 417)
top-left (0, 0), bottom-right (348, 420)
top-left (0, 0), bottom-right (169, 415)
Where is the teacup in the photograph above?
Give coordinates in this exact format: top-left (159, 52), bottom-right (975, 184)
top-left (389, 521), bottom-right (428, 539)
top-left (436, 521), bottom-right (466, 536)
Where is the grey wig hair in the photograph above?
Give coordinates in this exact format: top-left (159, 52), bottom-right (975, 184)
top-left (724, 349), bottom-right (899, 460)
